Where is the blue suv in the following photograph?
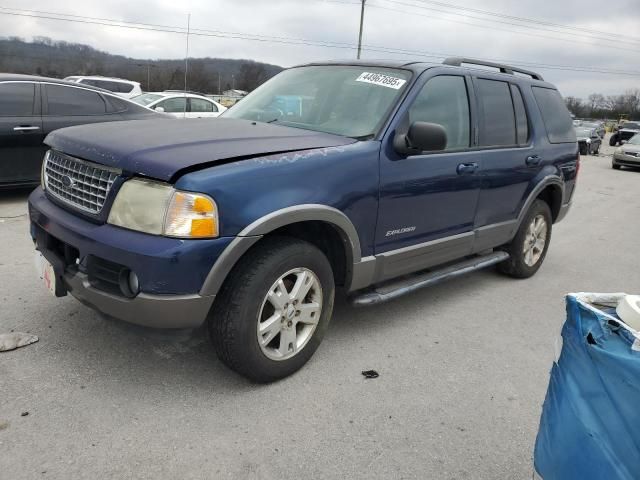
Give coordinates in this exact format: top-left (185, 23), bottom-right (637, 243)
top-left (29, 58), bottom-right (578, 382)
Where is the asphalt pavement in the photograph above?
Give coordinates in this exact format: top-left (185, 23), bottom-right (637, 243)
top-left (1, 135), bottom-right (639, 479)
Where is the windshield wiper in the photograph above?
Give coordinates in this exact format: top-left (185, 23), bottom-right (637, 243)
top-left (352, 133), bottom-right (375, 141)
top-left (266, 118), bottom-right (279, 123)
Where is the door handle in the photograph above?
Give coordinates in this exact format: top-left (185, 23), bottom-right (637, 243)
top-left (456, 162), bottom-right (478, 175)
top-left (13, 126), bottom-right (40, 132)
top-left (526, 155), bottom-right (541, 166)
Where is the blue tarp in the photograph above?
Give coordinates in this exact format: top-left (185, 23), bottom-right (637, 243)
top-left (534, 293), bottom-right (640, 479)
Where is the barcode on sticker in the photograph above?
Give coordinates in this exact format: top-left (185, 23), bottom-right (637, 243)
top-left (355, 72), bottom-right (406, 89)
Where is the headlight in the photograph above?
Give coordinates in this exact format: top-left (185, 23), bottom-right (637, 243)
top-left (107, 178), bottom-right (218, 238)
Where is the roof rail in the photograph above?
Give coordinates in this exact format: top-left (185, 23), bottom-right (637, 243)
top-left (442, 57), bottom-right (544, 81)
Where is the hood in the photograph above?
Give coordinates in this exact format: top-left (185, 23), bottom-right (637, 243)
top-left (45, 118), bottom-right (357, 181)
top-left (620, 143), bottom-right (640, 152)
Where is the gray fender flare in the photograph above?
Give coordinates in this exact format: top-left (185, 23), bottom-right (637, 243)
top-left (199, 204), bottom-right (362, 297)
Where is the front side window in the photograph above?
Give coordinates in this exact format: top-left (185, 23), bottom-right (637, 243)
top-left (477, 79), bottom-right (516, 147)
top-left (408, 75), bottom-right (470, 150)
top-left (190, 98), bottom-right (215, 112)
top-left (223, 66), bottom-right (411, 139)
top-left (46, 85), bottom-right (107, 116)
top-left (157, 97), bottom-right (187, 113)
top-left (0, 82), bottom-right (35, 116)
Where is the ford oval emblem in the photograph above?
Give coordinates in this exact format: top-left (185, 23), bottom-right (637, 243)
top-left (61, 175), bottom-right (75, 189)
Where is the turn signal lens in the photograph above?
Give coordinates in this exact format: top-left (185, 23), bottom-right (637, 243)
top-left (164, 191), bottom-right (218, 238)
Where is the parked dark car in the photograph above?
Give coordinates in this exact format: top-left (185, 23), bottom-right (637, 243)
top-left (29, 58), bottom-right (578, 382)
top-left (574, 127), bottom-right (601, 155)
top-left (579, 121), bottom-right (605, 139)
top-left (0, 74), bottom-right (168, 188)
top-left (610, 121), bottom-right (640, 146)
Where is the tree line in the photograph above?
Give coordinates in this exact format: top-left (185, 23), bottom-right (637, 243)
top-left (0, 37), bottom-right (283, 93)
top-left (564, 90), bottom-right (640, 120)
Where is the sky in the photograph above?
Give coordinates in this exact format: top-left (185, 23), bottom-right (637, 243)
top-left (0, 0), bottom-right (639, 98)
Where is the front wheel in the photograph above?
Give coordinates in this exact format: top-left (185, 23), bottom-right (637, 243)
top-left (497, 200), bottom-right (552, 279)
top-left (208, 237), bottom-right (335, 382)
top-left (609, 135), bottom-right (619, 147)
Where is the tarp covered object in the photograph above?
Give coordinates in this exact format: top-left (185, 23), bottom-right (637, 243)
top-left (534, 293), bottom-right (640, 479)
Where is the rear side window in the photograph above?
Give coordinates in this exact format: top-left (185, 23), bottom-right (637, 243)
top-left (117, 83), bottom-right (134, 94)
top-left (0, 82), bottom-right (35, 116)
top-left (511, 85), bottom-right (529, 145)
top-left (46, 85), bottom-right (107, 116)
top-left (409, 75), bottom-right (470, 150)
top-left (190, 98), bottom-right (215, 112)
top-left (532, 87), bottom-right (575, 143)
top-left (477, 79), bottom-right (516, 146)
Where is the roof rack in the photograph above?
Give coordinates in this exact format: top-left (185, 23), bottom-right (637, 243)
top-left (442, 57), bottom-right (544, 81)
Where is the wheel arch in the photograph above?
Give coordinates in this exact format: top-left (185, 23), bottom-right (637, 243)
top-left (517, 176), bottom-right (564, 228)
top-left (200, 205), bottom-right (362, 297)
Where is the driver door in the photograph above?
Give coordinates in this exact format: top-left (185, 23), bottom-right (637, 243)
top-left (375, 73), bottom-right (482, 280)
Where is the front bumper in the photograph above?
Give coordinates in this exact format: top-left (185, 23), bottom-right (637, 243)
top-left (29, 187), bottom-right (234, 328)
top-left (613, 152), bottom-right (640, 167)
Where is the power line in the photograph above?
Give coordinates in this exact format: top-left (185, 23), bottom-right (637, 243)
top-left (375, 0), bottom-right (640, 48)
top-left (396, 0), bottom-right (640, 42)
top-left (365, 0), bottom-right (640, 53)
top-left (1, 6), bottom-right (640, 78)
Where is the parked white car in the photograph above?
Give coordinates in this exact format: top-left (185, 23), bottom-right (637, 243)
top-left (63, 76), bottom-right (142, 99)
top-left (130, 92), bottom-right (227, 118)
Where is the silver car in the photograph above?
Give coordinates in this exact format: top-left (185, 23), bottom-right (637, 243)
top-left (612, 133), bottom-right (640, 170)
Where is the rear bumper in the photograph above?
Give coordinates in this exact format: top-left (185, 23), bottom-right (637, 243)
top-left (28, 187), bottom-right (234, 328)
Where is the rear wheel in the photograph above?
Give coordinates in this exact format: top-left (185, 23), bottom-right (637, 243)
top-left (498, 200), bottom-right (552, 279)
top-left (609, 135), bottom-right (619, 147)
top-left (208, 237), bottom-right (335, 382)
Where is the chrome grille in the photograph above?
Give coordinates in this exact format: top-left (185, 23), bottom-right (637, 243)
top-left (44, 150), bottom-right (121, 214)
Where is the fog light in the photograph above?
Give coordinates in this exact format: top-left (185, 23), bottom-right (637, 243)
top-left (128, 271), bottom-right (140, 295)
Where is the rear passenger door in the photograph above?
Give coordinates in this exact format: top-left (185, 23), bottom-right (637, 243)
top-left (0, 81), bottom-right (45, 185)
top-left (42, 84), bottom-right (118, 135)
top-left (473, 78), bottom-right (541, 250)
top-left (188, 98), bottom-right (218, 118)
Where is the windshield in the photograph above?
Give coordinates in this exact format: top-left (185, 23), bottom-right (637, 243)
top-left (222, 66), bottom-right (411, 139)
top-left (131, 93), bottom-right (163, 106)
top-left (622, 122), bottom-right (640, 130)
top-left (628, 134), bottom-right (640, 145)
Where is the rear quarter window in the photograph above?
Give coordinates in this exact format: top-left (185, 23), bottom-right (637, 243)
top-left (532, 87), bottom-right (576, 143)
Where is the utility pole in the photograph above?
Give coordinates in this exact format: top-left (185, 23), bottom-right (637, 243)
top-left (357, 0), bottom-right (366, 59)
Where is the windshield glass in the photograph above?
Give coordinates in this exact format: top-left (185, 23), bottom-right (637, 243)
top-left (622, 122), bottom-right (639, 129)
top-left (575, 128), bottom-right (592, 137)
top-left (131, 93), bottom-right (163, 106)
top-left (222, 66), bottom-right (411, 138)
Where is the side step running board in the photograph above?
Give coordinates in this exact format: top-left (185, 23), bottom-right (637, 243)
top-left (351, 251), bottom-right (510, 306)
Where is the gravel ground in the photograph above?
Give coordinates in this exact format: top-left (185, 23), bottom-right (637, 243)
top-left (1, 134), bottom-right (639, 479)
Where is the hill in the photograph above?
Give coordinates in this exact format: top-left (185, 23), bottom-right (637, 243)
top-left (0, 37), bottom-right (283, 93)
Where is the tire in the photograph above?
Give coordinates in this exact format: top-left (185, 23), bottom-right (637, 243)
top-left (497, 200), bottom-right (552, 279)
top-left (609, 135), bottom-right (619, 147)
top-left (208, 236), bottom-right (335, 382)
top-left (579, 144), bottom-right (587, 156)
top-left (612, 162), bottom-right (621, 170)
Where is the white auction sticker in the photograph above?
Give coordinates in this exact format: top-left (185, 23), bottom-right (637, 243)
top-left (355, 72), bottom-right (406, 89)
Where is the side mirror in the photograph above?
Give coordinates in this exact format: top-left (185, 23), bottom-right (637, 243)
top-left (155, 106), bottom-right (165, 113)
top-left (394, 121), bottom-right (447, 156)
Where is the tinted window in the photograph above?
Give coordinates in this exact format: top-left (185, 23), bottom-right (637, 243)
top-left (477, 79), bottom-right (516, 146)
top-left (157, 97), bottom-right (187, 113)
top-left (117, 83), bottom-right (134, 93)
top-left (190, 98), bottom-right (215, 112)
top-left (0, 82), bottom-right (35, 116)
top-left (47, 85), bottom-right (107, 116)
top-left (532, 87), bottom-right (575, 143)
top-left (511, 85), bottom-right (529, 145)
top-left (409, 76), bottom-right (470, 150)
